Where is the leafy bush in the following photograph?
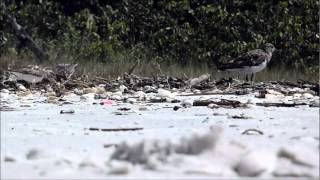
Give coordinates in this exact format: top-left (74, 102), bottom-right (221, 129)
top-left (0, 0), bottom-right (318, 72)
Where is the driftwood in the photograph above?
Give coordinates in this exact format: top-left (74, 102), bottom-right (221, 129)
top-left (8, 15), bottom-right (48, 63)
top-left (88, 127), bottom-right (143, 132)
top-left (256, 102), bottom-right (307, 107)
top-left (193, 99), bottom-right (247, 108)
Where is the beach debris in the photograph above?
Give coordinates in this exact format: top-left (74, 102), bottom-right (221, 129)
top-left (188, 73), bottom-right (210, 87)
top-left (180, 99), bottom-right (193, 108)
top-left (0, 105), bottom-right (17, 111)
top-left (88, 127), bottom-right (143, 132)
top-left (157, 88), bottom-right (176, 99)
top-left (229, 113), bottom-right (253, 119)
top-left (118, 107), bottom-right (131, 111)
top-left (173, 106), bottom-right (181, 111)
top-left (256, 102), bottom-right (307, 107)
top-left (100, 99), bottom-right (116, 106)
top-left (241, 129), bottom-right (264, 135)
top-left (193, 99), bottom-right (247, 108)
top-left (60, 109), bottom-right (75, 114)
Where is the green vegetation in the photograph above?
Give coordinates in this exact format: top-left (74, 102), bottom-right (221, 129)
top-left (0, 0), bottom-right (319, 79)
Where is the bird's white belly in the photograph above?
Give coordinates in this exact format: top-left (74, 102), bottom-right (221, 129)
top-left (226, 61), bottom-right (267, 75)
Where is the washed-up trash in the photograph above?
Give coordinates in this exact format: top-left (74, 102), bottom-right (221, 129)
top-left (88, 127), bottom-right (143, 132)
top-left (241, 129), bottom-right (264, 135)
top-left (229, 113), bottom-right (253, 119)
top-left (60, 109), bottom-right (75, 114)
top-left (118, 107), bottom-right (131, 111)
top-left (100, 99), bottom-right (116, 106)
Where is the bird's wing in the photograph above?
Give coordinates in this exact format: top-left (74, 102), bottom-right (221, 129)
top-left (221, 49), bottom-right (267, 69)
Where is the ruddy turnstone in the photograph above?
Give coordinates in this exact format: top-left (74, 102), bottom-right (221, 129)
top-left (216, 43), bottom-right (275, 81)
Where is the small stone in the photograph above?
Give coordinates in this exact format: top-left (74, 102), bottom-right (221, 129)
top-left (173, 106), bottom-right (181, 111)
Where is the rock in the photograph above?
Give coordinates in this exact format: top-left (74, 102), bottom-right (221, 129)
top-left (95, 86), bottom-right (105, 94)
top-left (119, 85), bottom-right (127, 93)
top-left (234, 150), bottom-right (276, 177)
top-left (73, 88), bottom-right (83, 95)
top-left (127, 98), bottom-right (137, 104)
top-left (158, 88), bottom-right (175, 99)
top-left (47, 96), bottom-right (58, 103)
top-left (81, 93), bottom-right (95, 101)
top-left (188, 73), bottom-right (210, 87)
top-left (310, 99), bottom-right (319, 107)
top-left (302, 93), bottom-right (314, 99)
top-left (110, 95), bottom-right (123, 101)
top-left (173, 106), bottom-right (181, 111)
top-left (207, 103), bottom-right (219, 109)
top-left (83, 87), bottom-right (96, 94)
top-left (180, 100), bottom-right (193, 108)
top-left (0, 92), bottom-right (9, 99)
top-left (1, 89), bottom-right (9, 93)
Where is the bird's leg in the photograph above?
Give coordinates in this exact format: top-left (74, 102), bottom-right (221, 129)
top-left (250, 74), bottom-right (255, 82)
top-left (245, 75), bottom-right (249, 82)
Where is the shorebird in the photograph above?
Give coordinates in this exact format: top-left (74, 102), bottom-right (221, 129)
top-left (215, 43), bottom-right (275, 81)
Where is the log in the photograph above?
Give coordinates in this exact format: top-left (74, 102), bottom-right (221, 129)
top-left (256, 102), bottom-right (307, 107)
top-left (8, 15), bottom-right (48, 63)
